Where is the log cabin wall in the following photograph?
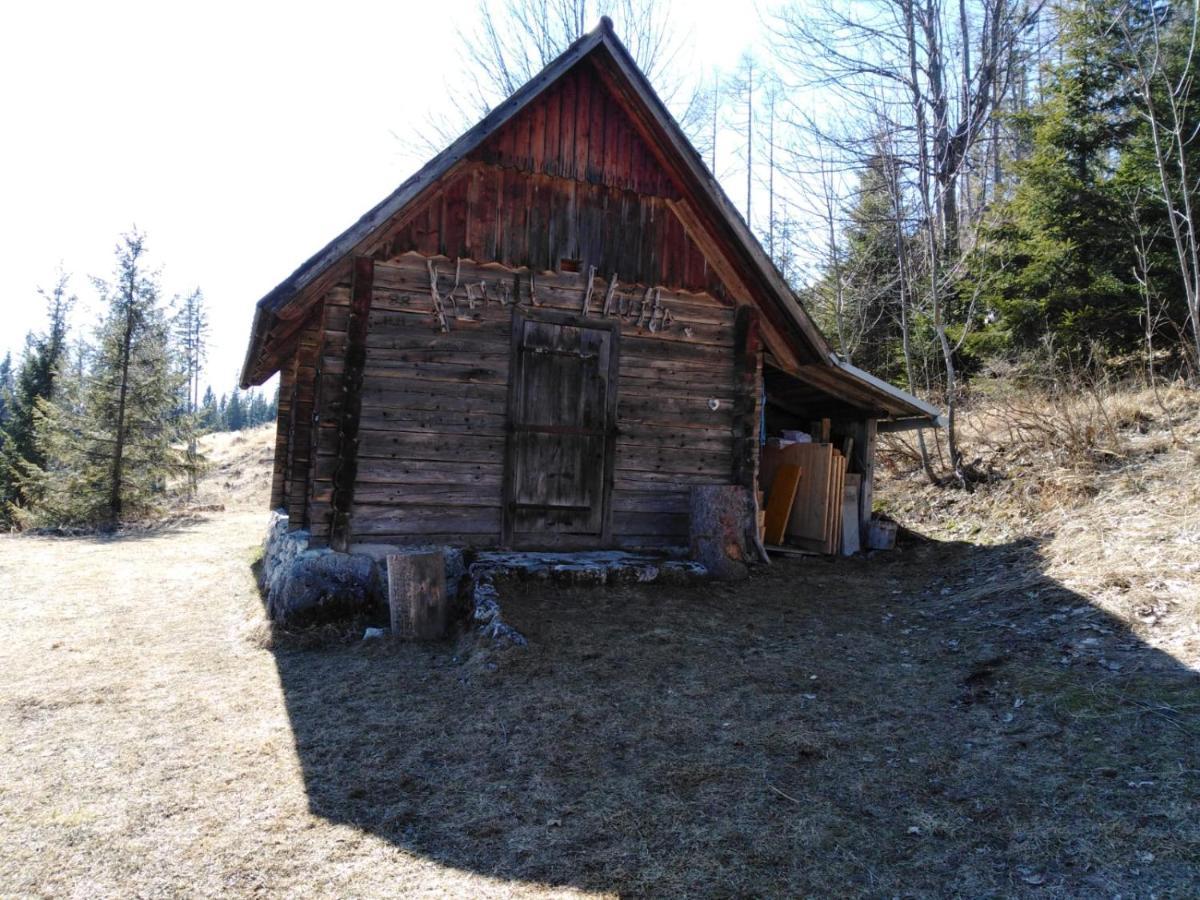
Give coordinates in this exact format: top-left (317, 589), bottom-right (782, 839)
top-left (275, 311), bottom-right (322, 531)
top-left (291, 254), bottom-right (754, 549)
top-left (269, 362), bottom-right (295, 510)
top-left (253, 38), bottom-right (931, 555)
top-left (277, 58), bottom-right (767, 549)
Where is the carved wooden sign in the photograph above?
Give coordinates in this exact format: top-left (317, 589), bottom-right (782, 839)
top-left (425, 260), bottom-right (679, 334)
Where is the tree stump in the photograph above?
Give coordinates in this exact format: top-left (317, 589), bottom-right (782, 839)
top-left (387, 550), bottom-right (448, 640)
top-left (689, 485), bottom-right (754, 580)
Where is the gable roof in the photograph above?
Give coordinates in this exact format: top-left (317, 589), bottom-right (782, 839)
top-left (239, 17), bottom-right (938, 424)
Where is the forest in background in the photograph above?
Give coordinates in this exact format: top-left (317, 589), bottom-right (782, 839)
top-left (455, 0), bottom-right (1199, 482)
top-left (0, 232), bottom-right (275, 529)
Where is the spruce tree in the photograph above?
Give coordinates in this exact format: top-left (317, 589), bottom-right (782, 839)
top-left (0, 276), bottom-right (74, 525)
top-left (173, 288), bottom-right (208, 496)
top-left (841, 152), bottom-right (908, 380)
top-left (27, 232), bottom-right (184, 527)
top-left (226, 387), bottom-right (245, 431)
top-left (810, 151), bottom-right (910, 383)
top-left (247, 390), bottom-right (267, 426)
top-left (0, 353), bottom-right (12, 427)
top-left (970, 0), bottom-right (1192, 362)
top-left (199, 385), bottom-right (219, 432)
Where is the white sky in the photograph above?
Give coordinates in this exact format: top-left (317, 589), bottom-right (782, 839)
top-left (0, 0), bottom-right (764, 392)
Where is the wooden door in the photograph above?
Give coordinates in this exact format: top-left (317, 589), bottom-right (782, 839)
top-left (503, 309), bottom-right (619, 547)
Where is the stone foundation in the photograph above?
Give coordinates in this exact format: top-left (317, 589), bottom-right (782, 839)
top-left (259, 512), bottom-right (707, 642)
top-left (463, 551), bottom-right (707, 647)
top-left (259, 511), bottom-right (465, 627)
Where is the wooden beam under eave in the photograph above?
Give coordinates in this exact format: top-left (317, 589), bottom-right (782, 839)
top-left (252, 302), bottom-right (325, 385)
top-left (791, 364), bottom-right (896, 415)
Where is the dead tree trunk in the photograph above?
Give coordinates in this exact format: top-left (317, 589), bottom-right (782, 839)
top-left (689, 485), bottom-right (754, 580)
top-left (387, 550), bottom-right (449, 640)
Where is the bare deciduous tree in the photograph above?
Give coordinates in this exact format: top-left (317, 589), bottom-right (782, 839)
top-left (446, 1), bottom-right (702, 132)
top-left (772, 0), bottom-right (1042, 482)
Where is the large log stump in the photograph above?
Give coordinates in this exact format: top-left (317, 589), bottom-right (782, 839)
top-left (387, 550), bottom-right (448, 640)
top-left (689, 485), bottom-right (754, 580)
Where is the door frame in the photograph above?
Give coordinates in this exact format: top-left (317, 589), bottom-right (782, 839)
top-left (501, 306), bottom-right (621, 549)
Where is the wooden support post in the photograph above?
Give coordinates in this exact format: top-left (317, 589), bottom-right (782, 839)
top-left (285, 311), bottom-right (322, 531)
top-left (842, 418), bottom-right (878, 545)
top-left (328, 257), bottom-right (374, 552)
top-left (387, 551), bottom-right (449, 640)
top-left (731, 306), bottom-right (768, 563)
top-left (689, 485), bottom-right (753, 580)
top-left (731, 305), bottom-right (762, 490)
top-left (841, 473), bottom-right (862, 556)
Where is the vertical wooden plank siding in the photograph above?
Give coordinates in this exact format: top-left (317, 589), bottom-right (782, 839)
top-left (347, 60), bottom-right (732, 294)
top-left (328, 257), bottom-right (375, 552)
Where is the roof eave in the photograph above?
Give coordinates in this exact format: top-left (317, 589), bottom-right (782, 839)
top-left (238, 23), bottom-right (613, 387)
top-left (829, 354), bottom-right (942, 421)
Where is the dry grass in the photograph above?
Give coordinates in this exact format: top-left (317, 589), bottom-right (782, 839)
top-left (190, 424), bottom-right (276, 511)
top-left (0, 413), bottom-right (1198, 897)
top-left (880, 382), bottom-right (1200, 669)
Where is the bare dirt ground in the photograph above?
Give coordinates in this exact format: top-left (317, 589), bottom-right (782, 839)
top-left (1, 415), bottom-right (1198, 897)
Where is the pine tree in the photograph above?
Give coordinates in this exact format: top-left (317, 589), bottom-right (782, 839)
top-left (0, 275), bottom-right (74, 525)
top-left (173, 288), bottom-right (209, 496)
top-left (971, 2), bottom-right (1145, 359)
top-left (26, 232), bottom-right (184, 527)
top-left (0, 353), bottom-right (13, 428)
top-left (226, 387), bottom-right (245, 431)
top-left (199, 385), bottom-right (220, 432)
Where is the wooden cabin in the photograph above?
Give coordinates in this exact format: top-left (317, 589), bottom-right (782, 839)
top-left (239, 18), bottom-right (939, 554)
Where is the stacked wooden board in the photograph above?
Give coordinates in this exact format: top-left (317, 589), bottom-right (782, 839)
top-left (760, 442), bottom-right (850, 555)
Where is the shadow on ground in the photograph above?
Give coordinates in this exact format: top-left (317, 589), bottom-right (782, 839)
top-left (265, 535), bottom-right (1199, 896)
top-left (25, 513), bottom-right (217, 543)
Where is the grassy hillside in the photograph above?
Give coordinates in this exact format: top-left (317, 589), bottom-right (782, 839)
top-left (191, 423), bottom-right (276, 511)
top-left (878, 383), bottom-right (1200, 668)
top-left (2, 386), bottom-right (1197, 896)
